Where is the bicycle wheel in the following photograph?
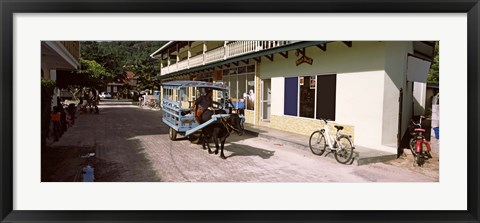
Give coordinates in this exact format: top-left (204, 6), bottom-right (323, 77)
top-left (415, 153), bottom-right (425, 166)
top-left (414, 141), bottom-right (429, 166)
top-left (309, 131), bottom-right (327, 156)
top-left (334, 136), bottom-right (354, 164)
top-left (420, 142), bottom-right (432, 159)
top-left (409, 138), bottom-right (418, 156)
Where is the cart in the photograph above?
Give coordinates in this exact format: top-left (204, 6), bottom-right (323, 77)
top-left (161, 80), bottom-right (243, 141)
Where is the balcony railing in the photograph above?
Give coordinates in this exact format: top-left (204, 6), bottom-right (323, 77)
top-left (177, 59), bottom-right (189, 70)
top-left (189, 54), bottom-right (204, 67)
top-left (205, 46), bottom-right (225, 63)
top-left (161, 41), bottom-right (298, 75)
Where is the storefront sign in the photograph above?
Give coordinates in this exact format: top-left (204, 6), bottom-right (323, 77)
top-left (310, 78), bottom-right (316, 89)
top-left (296, 55), bottom-right (313, 66)
top-left (310, 76), bottom-right (316, 89)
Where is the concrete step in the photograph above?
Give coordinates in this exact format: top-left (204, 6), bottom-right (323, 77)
top-left (243, 124), bottom-right (397, 166)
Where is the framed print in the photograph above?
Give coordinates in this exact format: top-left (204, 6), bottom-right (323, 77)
top-left (1, 0), bottom-right (480, 222)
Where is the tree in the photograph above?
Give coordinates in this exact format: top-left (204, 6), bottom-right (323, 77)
top-left (427, 42), bottom-right (439, 84)
top-left (79, 41), bottom-right (165, 91)
top-left (77, 58), bottom-right (113, 88)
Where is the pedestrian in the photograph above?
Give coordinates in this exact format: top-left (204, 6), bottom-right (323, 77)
top-left (60, 104), bottom-right (67, 132)
top-left (50, 106), bottom-right (61, 141)
top-left (78, 96), bottom-right (84, 111)
top-left (65, 110), bottom-right (73, 128)
top-left (93, 88), bottom-right (99, 114)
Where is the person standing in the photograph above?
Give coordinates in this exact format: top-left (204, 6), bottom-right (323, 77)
top-left (88, 90), bottom-right (94, 113)
top-left (93, 89), bottom-right (99, 114)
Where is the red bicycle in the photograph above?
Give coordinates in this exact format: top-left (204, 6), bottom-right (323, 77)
top-left (409, 115), bottom-right (433, 166)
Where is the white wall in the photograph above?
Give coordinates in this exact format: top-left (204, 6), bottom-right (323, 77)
top-left (336, 71), bottom-right (386, 150)
top-left (271, 77), bottom-right (284, 116)
top-left (259, 42), bottom-right (385, 79)
top-left (384, 42), bottom-right (414, 144)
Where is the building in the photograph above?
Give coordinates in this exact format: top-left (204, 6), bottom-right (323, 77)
top-left (151, 41), bottom-right (435, 154)
top-left (41, 41), bottom-right (81, 106)
top-left (106, 71), bottom-right (139, 98)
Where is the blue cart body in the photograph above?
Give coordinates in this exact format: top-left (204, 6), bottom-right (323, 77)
top-left (161, 81), bottom-right (244, 139)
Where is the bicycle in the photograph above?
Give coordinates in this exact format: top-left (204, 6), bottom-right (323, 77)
top-left (409, 115), bottom-right (432, 167)
top-left (309, 118), bottom-right (355, 164)
top-left (147, 98), bottom-right (160, 109)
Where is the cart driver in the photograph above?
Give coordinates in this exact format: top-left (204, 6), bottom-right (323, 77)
top-left (194, 89), bottom-right (214, 123)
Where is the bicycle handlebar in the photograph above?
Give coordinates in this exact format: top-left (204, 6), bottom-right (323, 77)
top-left (319, 118), bottom-right (331, 124)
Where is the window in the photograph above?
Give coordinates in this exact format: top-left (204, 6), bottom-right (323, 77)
top-left (223, 74), bottom-right (230, 90)
top-left (247, 65), bottom-right (255, 73)
top-left (299, 76), bottom-right (315, 118)
top-left (238, 66), bottom-right (246, 74)
top-left (230, 74), bottom-right (238, 101)
top-left (284, 74), bottom-right (337, 120)
top-left (246, 73), bottom-right (255, 110)
top-left (223, 65), bottom-right (256, 110)
top-left (238, 74), bottom-right (247, 98)
top-left (316, 74), bottom-right (336, 120)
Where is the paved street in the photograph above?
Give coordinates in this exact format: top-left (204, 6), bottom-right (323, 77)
top-left (42, 102), bottom-right (439, 182)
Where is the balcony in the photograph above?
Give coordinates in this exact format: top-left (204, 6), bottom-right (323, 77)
top-left (160, 41), bottom-right (297, 75)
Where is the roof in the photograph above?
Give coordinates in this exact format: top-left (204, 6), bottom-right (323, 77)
top-left (427, 83), bottom-right (439, 89)
top-left (125, 71), bottom-right (136, 78)
top-left (162, 80), bottom-right (228, 90)
top-left (156, 41), bottom-right (330, 81)
top-left (107, 82), bottom-right (125, 86)
top-left (150, 41), bottom-right (174, 58)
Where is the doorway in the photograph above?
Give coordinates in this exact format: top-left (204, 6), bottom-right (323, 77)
top-left (260, 79), bottom-right (271, 121)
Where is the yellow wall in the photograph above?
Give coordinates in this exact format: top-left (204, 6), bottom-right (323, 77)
top-left (244, 110), bottom-right (254, 124)
top-left (270, 115), bottom-right (355, 143)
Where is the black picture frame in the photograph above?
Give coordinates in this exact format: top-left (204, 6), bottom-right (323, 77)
top-left (1, 0), bottom-right (479, 222)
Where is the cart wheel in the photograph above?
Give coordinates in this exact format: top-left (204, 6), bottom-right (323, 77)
top-left (169, 127), bottom-right (177, 141)
top-left (188, 132), bottom-right (202, 144)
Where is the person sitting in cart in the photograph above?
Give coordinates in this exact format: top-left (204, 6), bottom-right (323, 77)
top-left (194, 89), bottom-right (214, 123)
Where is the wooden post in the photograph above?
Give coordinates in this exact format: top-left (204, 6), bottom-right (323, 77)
top-left (187, 41), bottom-right (191, 68)
top-left (224, 41), bottom-right (228, 60)
top-left (202, 42), bottom-right (207, 65)
top-left (167, 48), bottom-right (170, 73)
top-left (176, 43), bottom-right (179, 71)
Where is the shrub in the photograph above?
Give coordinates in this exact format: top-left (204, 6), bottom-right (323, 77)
top-left (41, 79), bottom-right (56, 147)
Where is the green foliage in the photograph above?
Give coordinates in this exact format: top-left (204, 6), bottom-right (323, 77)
top-left (41, 79), bottom-right (56, 147)
top-left (74, 58), bottom-right (113, 89)
top-left (80, 41), bottom-right (165, 90)
top-left (427, 42), bottom-right (439, 84)
top-left (79, 58), bottom-right (111, 79)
